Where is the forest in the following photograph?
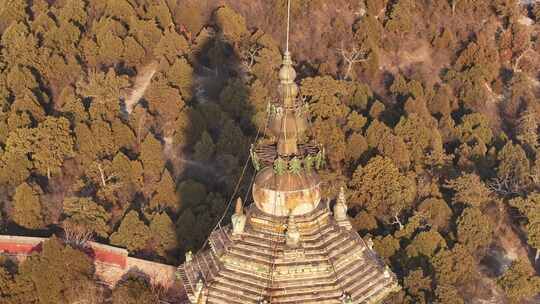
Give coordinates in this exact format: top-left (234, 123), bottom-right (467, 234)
top-left (0, 0), bottom-right (539, 303)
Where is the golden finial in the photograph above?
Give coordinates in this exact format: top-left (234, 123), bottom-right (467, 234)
top-left (279, 0), bottom-right (298, 106)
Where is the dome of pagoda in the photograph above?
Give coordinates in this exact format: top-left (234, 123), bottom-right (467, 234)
top-left (252, 167), bottom-right (321, 217)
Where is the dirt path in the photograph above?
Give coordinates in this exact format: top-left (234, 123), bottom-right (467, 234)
top-left (124, 61), bottom-right (158, 114)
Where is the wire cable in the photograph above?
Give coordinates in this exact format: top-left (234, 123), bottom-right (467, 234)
top-left (286, 0), bottom-right (291, 53)
top-left (197, 103), bottom-right (269, 254)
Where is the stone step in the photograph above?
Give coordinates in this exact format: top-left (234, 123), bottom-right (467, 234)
top-left (206, 286), bottom-right (258, 304)
top-left (345, 267), bottom-right (382, 297)
top-left (354, 276), bottom-right (392, 303)
top-left (212, 275), bottom-right (266, 298)
top-left (339, 263), bottom-right (378, 291)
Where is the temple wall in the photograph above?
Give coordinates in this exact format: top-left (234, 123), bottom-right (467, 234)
top-left (0, 235), bottom-right (185, 302)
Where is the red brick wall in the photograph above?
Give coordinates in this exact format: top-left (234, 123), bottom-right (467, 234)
top-left (91, 246), bottom-right (127, 269)
top-left (0, 236), bottom-right (128, 269)
top-left (0, 241), bottom-right (41, 255)
top-left (0, 235), bottom-right (185, 302)
top-left (0, 236), bottom-right (44, 256)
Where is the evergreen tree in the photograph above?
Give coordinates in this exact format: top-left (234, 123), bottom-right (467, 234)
top-left (140, 133), bottom-right (165, 183)
top-left (456, 207), bottom-right (493, 253)
top-left (111, 151), bottom-right (144, 197)
top-left (62, 197), bottom-right (110, 238)
top-left (173, 2), bottom-right (205, 35)
top-left (214, 6), bottom-right (249, 43)
top-left (54, 0), bottom-right (87, 25)
top-left (345, 132), bottom-right (368, 163)
top-left (96, 30), bottom-right (124, 66)
top-left (122, 36), bottom-right (146, 66)
top-left (403, 269), bottom-right (431, 302)
top-left (144, 77), bottom-right (184, 123)
top-left (145, 2), bottom-right (173, 30)
top-left (385, 0), bottom-right (414, 39)
top-left (129, 17), bottom-right (162, 52)
top-left (149, 169), bottom-right (179, 211)
top-left (455, 113), bottom-right (493, 145)
top-left (193, 131), bottom-right (215, 162)
top-left (166, 57), bottom-right (194, 102)
top-left (32, 117), bottom-right (74, 178)
top-left (349, 156), bottom-right (416, 223)
top-left (406, 229), bottom-right (447, 258)
top-left (154, 27), bottom-right (189, 63)
top-left (76, 69), bottom-right (129, 121)
top-left (435, 284), bottom-right (464, 304)
top-left (509, 193), bottom-right (540, 261)
top-left (7, 237), bottom-right (95, 304)
top-left (112, 276), bottom-right (157, 304)
top-left (516, 108), bottom-right (539, 151)
top-left (0, 0), bottom-right (27, 29)
top-left (176, 208), bottom-right (198, 254)
top-left (103, 0), bottom-right (136, 23)
top-left (394, 113), bottom-right (443, 170)
top-left (417, 198), bottom-right (452, 231)
top-left (6, 66), bottom-right (39, 97)
top-left (0, 129), bottom-right (32, 186)
top-left (1, 22), bottom-right (38, 66)
top-left (373, 234), bottom-right (401, 262)
top-left (149, 212), bottom-right (178, 261)
top-left (112, 119), bottom-right (136, 151)
top-left (497, 141), bottom-right (530, 190)
top-left (445, 173), bottom-right (491, 207)
top-left (431, 245), bottom-right (476, 285)
top-left (11, 182), bottom-right (43, 229)
top-left (497, 259), bottom-right (540, 304)
top-left (109, 211), bottom-right (151, 252)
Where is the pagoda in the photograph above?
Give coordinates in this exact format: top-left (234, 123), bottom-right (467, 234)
top-left (177, 9), bottom-right (400, 301)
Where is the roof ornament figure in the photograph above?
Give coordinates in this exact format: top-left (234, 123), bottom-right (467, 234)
top-left (334, 186), bottom-right (348, 221)
top-left (334, 187), bottom-right (353, 230)
top-left (340, 292), bottom-right (353, 304)
top-left (185, 250), bottom-right (193, 262)
top-left (366, 236), bottom-right (374, 250)
top-left (285, 213), bottom-right (301, 248)
top-left (257, 297), bottom-right (270, 304)
top-left (231, 197), bottom-right (246, 236)
top-left (383, 265), bottom-right (393, 279)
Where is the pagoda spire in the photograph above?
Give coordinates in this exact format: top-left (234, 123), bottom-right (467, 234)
top-left (250, 0), bottom-right (321, 217)
top-left (274, 0), bottom-right (302, 157)
top-left (275, 51), bottom-right (301, 156)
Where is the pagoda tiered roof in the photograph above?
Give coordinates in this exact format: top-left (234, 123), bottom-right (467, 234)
top-left (178, 203), bottom-right (400, 304)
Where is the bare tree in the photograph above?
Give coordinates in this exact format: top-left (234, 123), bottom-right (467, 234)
top-left (450, 0), bottom-right (463, 16)
top-left (96, 163), bottom-right (118, 188)
top-left (391, 213), bottom-right (404, 230)
top-left (337, 42), bottom-right (367, 80)
top-left (67, 279), bottom-right (106, 304)
top-left (488, 176), bottom-right (522, 196)
top-left (513, 46), bottom-right (534, 72)
top-left (241, 45), bottom-right (262, 74)
top-left (62, 222), bottom-right (93, 249)
top-left (149, 271), bottom-right (172, 303)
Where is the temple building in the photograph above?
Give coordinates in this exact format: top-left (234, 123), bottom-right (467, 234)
top-left (177, 49), bottom-right (400, 303)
